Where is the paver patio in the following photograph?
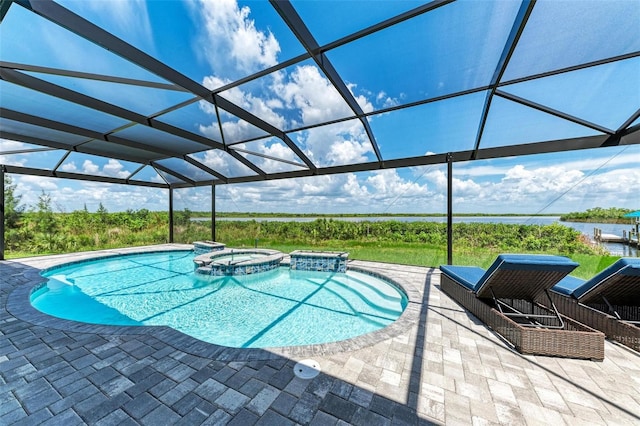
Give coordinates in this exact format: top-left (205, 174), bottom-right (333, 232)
top-left (1, 245), bottom-right (639, 425)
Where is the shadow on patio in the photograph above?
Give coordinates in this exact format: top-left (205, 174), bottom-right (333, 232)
top-left (2, 254), bottom-right (639, 424)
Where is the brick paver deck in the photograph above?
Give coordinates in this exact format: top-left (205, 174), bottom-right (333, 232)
top-left (2, 245), bottom-right (639, 425)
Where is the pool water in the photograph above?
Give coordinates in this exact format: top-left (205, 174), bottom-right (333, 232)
top-left (31, 251), bottom-right (408, 348)
top-left (210, 253), bottom-right (266, 263)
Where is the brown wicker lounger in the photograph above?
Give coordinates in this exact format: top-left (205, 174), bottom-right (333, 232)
top-left (544, 258), bottom-right (640, 352)
top-left (440, 255), bottom-right (605, 360)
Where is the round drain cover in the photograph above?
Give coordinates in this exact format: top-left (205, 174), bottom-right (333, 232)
top-left (294, 359), bottom-right (321, 379)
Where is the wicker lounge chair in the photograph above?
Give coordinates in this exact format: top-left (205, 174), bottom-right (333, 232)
top-left (546, 258), bottom-right (640, 352)
top-left (440, 254), bottom-right (605, 360)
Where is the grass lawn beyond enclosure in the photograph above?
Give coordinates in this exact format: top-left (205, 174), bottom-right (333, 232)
top-left (4, 213), bottom-right (620, 280)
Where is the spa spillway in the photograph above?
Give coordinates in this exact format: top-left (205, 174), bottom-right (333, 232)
top-left (194, 248), bottom-right (284, 276)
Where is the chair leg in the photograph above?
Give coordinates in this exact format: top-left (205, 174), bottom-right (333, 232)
top-left (489, 287), bottom-right (565, 329)
top-left (600, 294), bottom-right (623, 320)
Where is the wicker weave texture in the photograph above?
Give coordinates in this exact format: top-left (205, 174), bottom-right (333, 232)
top-left (548, 291), bottom-right (640, 352)
top-left (441, 274), bottom-right (604, 360)
top-left (579, 275), bottom-right (640, 306)
top-left (476, 269), bottom-right (571, 300)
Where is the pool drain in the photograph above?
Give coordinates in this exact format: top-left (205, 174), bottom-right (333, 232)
top-left (294, 359), bottom-right (321, 379)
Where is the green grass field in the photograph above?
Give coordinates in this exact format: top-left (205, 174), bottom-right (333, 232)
top-left (222, 239), bottom-right (618, 280)
top-left (4, 213), bottom-right (624, 279)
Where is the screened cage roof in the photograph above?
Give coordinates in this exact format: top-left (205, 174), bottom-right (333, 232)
top-left (1, 0), bottom-right (639, 189)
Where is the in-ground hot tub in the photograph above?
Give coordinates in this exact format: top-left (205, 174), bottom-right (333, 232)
top-left (193, 241), bottom-right (226, 255)
top-left (290, 250), bottom-right (349, 273)
top-left (194, 248), bottom-right (284, 276)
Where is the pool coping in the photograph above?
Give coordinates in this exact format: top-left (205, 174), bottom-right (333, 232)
top-left (6, 245), bottom-right (422, 362)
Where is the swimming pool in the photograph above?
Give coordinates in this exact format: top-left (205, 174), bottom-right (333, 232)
top-left (31, 251), bottom-right (408, 348)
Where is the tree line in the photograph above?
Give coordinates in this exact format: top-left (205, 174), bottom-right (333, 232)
top-left (214, 218), bottom-right (600, 255)
top-left (560, 207), bottom-right (636, 223)
top-left (3, 175), bottom-right (179, 254)
top-left (3, 174), bottom-right (605, 258)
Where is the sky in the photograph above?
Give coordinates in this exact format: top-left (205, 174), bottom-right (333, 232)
top-left (1, 0), bottom-right (639, 215)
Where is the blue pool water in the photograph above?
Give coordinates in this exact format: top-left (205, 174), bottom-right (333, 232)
top-left (31, 251), bottom-right (408, 348)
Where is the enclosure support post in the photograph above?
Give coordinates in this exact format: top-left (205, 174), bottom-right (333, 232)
top-left (168, 187), bottom-right (174, 243)
top-left (447, 153), bottom-right (453, 265)
top-left (0, 167), bottom-right (5, 261)
top-left (211, 184), bottom-right (216, 242)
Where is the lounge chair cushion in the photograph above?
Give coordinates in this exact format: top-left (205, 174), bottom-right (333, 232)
top-left (439, 265), bottom-right (486, 291)
top-left (474, 254), bottom-right (579, 295)
top-left (441, 254), bottom-right (578, 294)
top-left (549, 275), bottom-right (585, 296)
top-left (570, 258), bottom-right (640, 300)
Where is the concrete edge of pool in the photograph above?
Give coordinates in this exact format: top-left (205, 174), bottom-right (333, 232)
top-left (6, 244), bottom-right (423, 362)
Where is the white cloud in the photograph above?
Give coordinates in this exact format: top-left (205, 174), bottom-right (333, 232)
top-left (218, 81), bottom-right (286, 129)
top-left (195, 150), bottom-right (253, 178)
top-left (59, 159), bottom-right (131, 179)
top-left (103, 159), bottom-right (132, 179)
top-left (204, 64), bottom-right (363, 154)
top-left (453, 163), bottom-right (515, 178)
top-left (0, 140), bottom-right (31, 167)
top-left (6, 148), bottom-right (638, 215)
top-left (455, 148), bottom-right (639, 179)
top-left (0, 139), bottom-right (28, 152)
top-left (200, 77), bottom-right (276, 143)
top-left (368, 169), bottom-right (428, 195)
top-left (56, 182), bottom-right (167, 212)
top-left (0, 156), bottom-right (27, 167)
top-left (173, 187), bottom-right (213, 211)
top-left (216, 119), bottom-right (267, 143)
top-left (422, 168), bottom-right (482, 197)
top-left (275, 65), bottom-right (354, 125)
top-left (151, 173), bottom-right (167, 185)
top-left (328, 138), bottom-right (371, 166)
top-left (60, 162), bottom-right (78, 173)
top-left (558, 166), bottom-right (640, 204)
top-left (192, 2), bottom-right (376, 172)
top-left (217, 173), bottom-right (376, 213)
top-left (261, 140), bottom-right (299, 163)
top-left (11, 176), bottom-right (168, 212)
top-left (375, 89), bottom-right (404, 109)
top-left (195, 0), bottom-right (280, 78)
top-left (343, 173), bottom-right (370, 198)
top-left (479, 165), bottom-right (585, 205)
top-left (205, 64), bottom-right (376, 169)
top-left (4, 3), bottom-right (636, 216)
top-left (295, 119), bottom-right (373, 167)
top-left (232, 139), bottom-right (306, 174)
top-left (547, 150), bottom-right (639, 173)
top-left (81, 160), bottom-right (100, 175)
top-left (210, 169), bottom-right (444, 214)
top-left (447, 160), bottom-right (639, 213)
top-left (19, 175), bottom-right (59, 191)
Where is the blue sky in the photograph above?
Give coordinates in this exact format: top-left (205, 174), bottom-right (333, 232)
top-left (5, 144), bottom-right (638, 215)
top-left (1, 0), bottom-right (639, 214)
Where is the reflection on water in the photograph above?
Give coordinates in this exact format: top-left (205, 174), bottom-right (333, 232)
top-left (561, 220), bottom-right (638, 257)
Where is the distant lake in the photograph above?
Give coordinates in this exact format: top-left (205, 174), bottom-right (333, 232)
top-left (193, 215), bottom-right (638, 257)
